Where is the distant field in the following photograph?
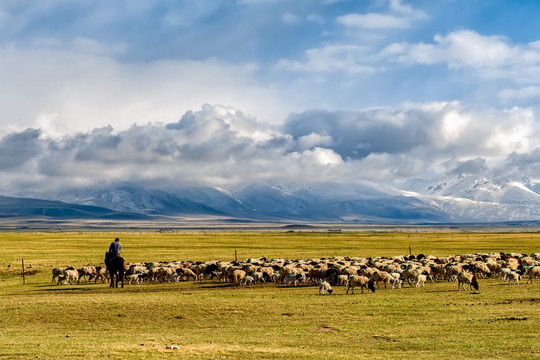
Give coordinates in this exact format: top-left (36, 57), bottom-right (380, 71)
top-left (0, 231), bottom-right (539, 359)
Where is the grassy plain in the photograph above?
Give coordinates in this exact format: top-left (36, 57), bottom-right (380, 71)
top-left (0, 230), bottom-right (539, 359)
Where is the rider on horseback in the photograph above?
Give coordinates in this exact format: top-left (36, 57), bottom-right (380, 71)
top-left (108, 237), bottom-right (122, 257)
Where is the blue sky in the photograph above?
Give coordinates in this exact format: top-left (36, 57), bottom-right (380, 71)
top-left (2, 0), bottom-right (540, 192)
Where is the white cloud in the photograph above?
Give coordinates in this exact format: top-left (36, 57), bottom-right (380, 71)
top-left (387, 30), bottom-right (540, 83)
top-left (0, 44), bottom-right (293, 137)
top-left (338, 13), bottom-right (412, 29)
top-left (338, 0), bottom-right (427, 29)
top-left (275, 44), bottom-right (375, 73)
top-left (1, 102), bottom-right (539, 193)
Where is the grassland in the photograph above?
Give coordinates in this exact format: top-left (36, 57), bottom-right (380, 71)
top-left (0, 231), bottom-right (539, 359)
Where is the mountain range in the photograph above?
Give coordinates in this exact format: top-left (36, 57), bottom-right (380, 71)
top-left (2, 174), bottom-right (540, 224)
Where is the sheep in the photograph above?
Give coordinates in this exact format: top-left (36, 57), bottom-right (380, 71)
top-left (346, 275), bottom-right (375, 294)
top-left (126, 273), bottom-right (141, 285)
top-left (78, 266), bottom-right (97, 283)
top-left (284, 273), bottom-right (304, 287)
top-left (525, 266), bottom-right (540, 284)
top-left (240, 275), bottom-right (255, 286)
top-left (318, 281), bottom-right (333, 295)
top-left (415, 274), bottom-right (427, 287)
top-left (250, 272), bottom-right (266, 283)
top-left (93, 266), bottom-right (109, 283)
top-left (52, 267), bottom-right (64, 283)
top-left (507, 271), bottom-right (521, 285)
top-left (232, 269), bottom-right (247, 284)
top-left (174, 267), bottom-right (198, 281)
top-left (61, 268), bottom-right (79, 285)
top-left (335, 274), bottom-right (349, 286)
top-left (457, 271), bottom-right (479, 291)
top-left (500, 268), bottom-right (512, 281)
top-left (390, 273), bottom-right (403, 289)
top-left (372, 271), bottom-right (394, 289)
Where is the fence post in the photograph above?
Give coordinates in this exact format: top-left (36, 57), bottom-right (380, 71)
top-left (235, 250), bottom-right (238, 262)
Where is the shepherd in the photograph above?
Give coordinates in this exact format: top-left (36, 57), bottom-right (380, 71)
top-left (109, 237), bottom-right (122, 256)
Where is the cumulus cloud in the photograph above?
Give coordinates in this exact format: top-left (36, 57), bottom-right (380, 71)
top-left (1, 102), bottom-right (539, 193)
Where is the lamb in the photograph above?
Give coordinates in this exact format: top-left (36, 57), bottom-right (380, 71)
top-left (318, 280), bottom-right (333, 295)
top-left (346, 275), bottom-right (375, 294)
top-left (457, 271), bottom-right (479, 291)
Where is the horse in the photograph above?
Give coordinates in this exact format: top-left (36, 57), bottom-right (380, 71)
top-left (105, 252), bottom-right (125, 288)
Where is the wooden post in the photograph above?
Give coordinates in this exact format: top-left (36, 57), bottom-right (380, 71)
top-left (235, 250), bottom-right (238, 262)
top-left (22, 259), bottom-right (25, 285)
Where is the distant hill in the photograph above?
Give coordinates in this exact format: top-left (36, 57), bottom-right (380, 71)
top-left (0, 195), bottom-right (149, 220)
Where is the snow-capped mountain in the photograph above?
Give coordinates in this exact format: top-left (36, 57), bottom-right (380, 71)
top-left (3, 175), bottom-right (540, 224)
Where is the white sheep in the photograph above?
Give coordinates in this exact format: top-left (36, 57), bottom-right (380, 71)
top-left (240, 275), bottom-right (255, 286)
top-left (507, 271), bottom-right (521, 285)
top-left (390, 272), bottom-right (402, 289)
top-left (415, 274), bottom-right (427, 287)
top-left (126, 273), bottom-right (141, 285)
top-left (318, 280), bottom-right (333, 295)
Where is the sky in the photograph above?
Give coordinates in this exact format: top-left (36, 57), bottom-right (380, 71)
top-left (2, 0), bottom-right (540, 194)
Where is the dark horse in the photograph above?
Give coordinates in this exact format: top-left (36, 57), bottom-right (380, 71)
top-left (105, 252), bottom-right (125, 288)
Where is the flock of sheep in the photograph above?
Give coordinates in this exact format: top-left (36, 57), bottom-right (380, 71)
top-left (52, 251), bottom-right (540, 294)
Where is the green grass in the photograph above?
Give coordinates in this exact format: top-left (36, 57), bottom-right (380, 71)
top-left (0, 231), bottom-right (539, 359)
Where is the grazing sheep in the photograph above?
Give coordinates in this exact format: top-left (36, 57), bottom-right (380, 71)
top-left (232, 269), bottom-right (247, 284)
top-left (526, 266), bottom-right (540, 284)
top-left (346, 275), bottom-right (375, 294)
top-left (457, 271), bottom-right (479, 291)
top-left (284, 273), bottom-right (304, 287)
top-left (240, 275), bottom-right (255, 286)
top-left (318, 281), bottom-right (333, 295)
